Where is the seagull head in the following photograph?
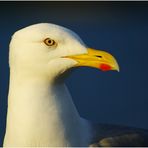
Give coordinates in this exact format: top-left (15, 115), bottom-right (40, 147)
top-left (9, 23), bottom-right (119, 82)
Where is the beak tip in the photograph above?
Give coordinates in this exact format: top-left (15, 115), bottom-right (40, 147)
top-left (115, 64), bottom-right (120, 72)
top-left (112, 62), bottom-right (120, 72)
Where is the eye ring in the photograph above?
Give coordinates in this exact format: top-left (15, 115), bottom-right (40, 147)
top-left (44, 38), bottom-right (57, 46)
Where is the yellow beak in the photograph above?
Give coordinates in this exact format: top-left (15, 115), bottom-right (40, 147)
top-left (66, 48), bottom-right (119, 72)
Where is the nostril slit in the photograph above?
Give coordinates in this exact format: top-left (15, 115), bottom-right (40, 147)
top-left (96, 55), bottom-right (102, 58)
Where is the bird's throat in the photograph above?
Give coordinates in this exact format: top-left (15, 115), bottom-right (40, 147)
top-left (4, 72), bottom-right (91, 147)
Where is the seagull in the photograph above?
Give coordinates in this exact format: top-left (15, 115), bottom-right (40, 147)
top-left (3, 23), bottom-right (148, 147)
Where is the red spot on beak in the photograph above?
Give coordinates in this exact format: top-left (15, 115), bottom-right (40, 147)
top-left (100, 64), bottom-right (112, 71)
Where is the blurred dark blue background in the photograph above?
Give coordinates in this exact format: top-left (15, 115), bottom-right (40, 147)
top-left (0, 2), bottom-right (148, 146)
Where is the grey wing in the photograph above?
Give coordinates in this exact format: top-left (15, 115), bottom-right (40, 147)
top-left (89, 123), bottom-right (148, 147)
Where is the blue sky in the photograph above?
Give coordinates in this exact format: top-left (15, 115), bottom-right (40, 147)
top-left (0, 2), bottom-right (148, 145)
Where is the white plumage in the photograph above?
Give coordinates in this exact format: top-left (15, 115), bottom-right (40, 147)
top-left (4, 23), bottom-right (92, 147)
top-left (4, 23), bottom-right (134, 147)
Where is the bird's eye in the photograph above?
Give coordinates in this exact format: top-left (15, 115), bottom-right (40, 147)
top-left (44, 38), bottom-right (57, 46)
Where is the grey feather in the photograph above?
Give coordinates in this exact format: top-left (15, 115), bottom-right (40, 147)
top-left (90, 123), bottom-right (148, 147)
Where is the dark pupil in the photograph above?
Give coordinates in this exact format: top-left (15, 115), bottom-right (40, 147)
top-left (48, 39), bottom-right (52, 44)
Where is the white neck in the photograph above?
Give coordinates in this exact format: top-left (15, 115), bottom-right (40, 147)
top-left (4, 70), bottom-right (91, 147)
